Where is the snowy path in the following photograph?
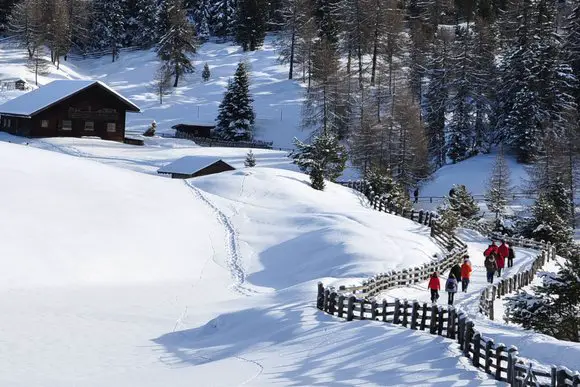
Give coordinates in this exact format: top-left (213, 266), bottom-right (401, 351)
top-left (184, 180), bottom-right (254, 296)
top-left (380, 228), bottom-right (538, 316)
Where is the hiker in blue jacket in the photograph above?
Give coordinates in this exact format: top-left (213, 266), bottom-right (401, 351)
top-left (445, 273), bottom-right (458, 305)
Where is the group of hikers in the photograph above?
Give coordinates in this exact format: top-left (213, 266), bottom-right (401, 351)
top-left (427, 240), bottom-right (516, 305)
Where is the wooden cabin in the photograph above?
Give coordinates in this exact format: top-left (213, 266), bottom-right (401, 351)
top-left (172, 123), bottom-right (214, 138)
top-left (0, 80), bottom-right (140, 142)
top-left (157, 156), bottom-right (235, 179)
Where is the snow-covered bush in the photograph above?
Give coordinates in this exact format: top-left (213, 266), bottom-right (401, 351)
top-left (365, 167), bottom-right (410, 210)
top-left (244, 149), bottom-right (256, 167)
top-left (143, 121), bottom-right (157, 137)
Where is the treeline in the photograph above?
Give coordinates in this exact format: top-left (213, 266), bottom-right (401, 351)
top-left (276, 0), bottom-right (580, 191)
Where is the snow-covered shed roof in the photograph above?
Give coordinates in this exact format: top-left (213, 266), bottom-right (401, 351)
top-left (158, 156), bottom-right (235, 175)
top-left (0, 80), bottom-right (140, 117)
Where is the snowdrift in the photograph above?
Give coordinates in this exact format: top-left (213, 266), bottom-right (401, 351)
top-left (191, 167), bottom-right (442, 290)
top-left (0, 141), bottom-right (221, 288)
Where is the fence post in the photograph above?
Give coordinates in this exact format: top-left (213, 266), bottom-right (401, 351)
top-left (485, 339), bottom-right (494, 374)
top-left (323, 289), bottom-right (330, 312)
top-left (458, 314), bottom-right (466, 350)
top-left (429, 304), bottom-right (438, 334)
top-left (473, 331), bottom-right (481, 368)
top-left (410, 301), bottom-right (419, 330)
top-left (382, 299), bottom-right (388, 322)
top-left (447, 308), bottom-right (456, 339)
top-left (557, 367), bottom-right (568, 386)
top-left (464, 321), bottom-right (474, 358)
top-left (329, 291), bottom-right (337, 314)
top-left (507, 346), bottom-right (518, 384)
top-left (496, 343), bottom-right (506, 381)
top-left (393, 299), bottom-right (401, 324)
top-left (402, 300), bottom-right (409, 327)
top-left (337, 295), bottom-right (345, 318)
top-left (317, 282), bottom-right (324, 310)
top-left (437, 306), bottom-right (445, 336)
top-left (359, 299), bottom-right (366, 320)
top-left (371, 300), bottom-right (378, 320)
top-left (489, 298), bottom-right (495, 321)
top-left (418, 210), bottom-right (424, 224)
top-left (420, 303), bottom-right (428, 331)
top-left (346, 296), bottom-right (355, 321)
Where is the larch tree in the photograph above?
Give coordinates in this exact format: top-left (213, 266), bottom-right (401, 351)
top-left (156, 0), bottom-right (198, 87)
top-left (91, 0), bottom-right (125, 62)
top-left (8, 0), bottom-right (42, 58)
top-left (210, 0), bottom-right (237, 38)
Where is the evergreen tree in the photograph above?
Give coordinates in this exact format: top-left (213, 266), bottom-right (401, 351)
top-left (90, 0), bottom-right (125, 62)
top-left (210, 0), bottom-right (237, 38)
top-left (448, 184), bottom-right (479, 219)
top-left (292, 132), bottom-right (347, 190)
top-left (202, 62), bottom-right (210, 81)
top-left (244, 149), bottom-right (256, 167)
top-left (447, 24), bottom-right (475, 163)
top-left (236, 0), bottom-right (268, 51)
top-left (0, 0), bottom-right (17, 33)
top-left (425, 30), bottom-right (451, 168)
top-left (505, 252), bottom-right (580, 342)
top-left (125, 0), bottom-right (158, 48)
top-left (564, 2), bottom-right (580, 114)
top-left (365, 166), bottom-right (411, 209)
top-left (520, 192), bottom-right (573, 247)
top-left (215, 62), bottom-right (255, 140)
top-left (485, 146), bottom-right (511, 219)
top-left (26, 45), bottom-right (50, 85)
top-left (156, 0), bottom-right (198, 87)
top-left (191, 0), bottom-right (211, 39)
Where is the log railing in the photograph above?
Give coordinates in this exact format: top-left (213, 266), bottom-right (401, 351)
top-left (336, 180), bottom-right (468, 298)
top-left (317, 283), bottom-right (580, 386)
top-left (476, 233), bottom-right (556, 321)
top-left (322, 181), bottom-right (579, 385)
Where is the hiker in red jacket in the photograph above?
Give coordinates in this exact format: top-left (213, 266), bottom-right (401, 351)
top-left (428, 272), bottom-right (441, 303)
top-left (498, 240), bottom-right (510, 261)
top-left (495, 250), bottom-right (505, 277)
top-left (484, 241), bottom-right (498, 257)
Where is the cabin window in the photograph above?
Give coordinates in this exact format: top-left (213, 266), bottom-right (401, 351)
top-left (85, 121), bottom-right (94, 131)
top-left (62, 120), bottom-right (72, 131)
top-left (106, 122), bottom-right (116, 132)
top-left (41, 120), bottom-right (49, 128)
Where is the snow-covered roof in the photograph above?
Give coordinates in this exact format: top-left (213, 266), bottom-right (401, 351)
top-left (158, 156), bottom-right (234, 175)
top-left (0, 80), bottom-right (140, 117)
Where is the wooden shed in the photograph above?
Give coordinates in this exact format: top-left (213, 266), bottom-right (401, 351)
top-left (157, 156), bottom-right (235, 179)
top-left (0, 80), bottom-right (140, 142)
top-left (172, 123), bottom-right (214, 138)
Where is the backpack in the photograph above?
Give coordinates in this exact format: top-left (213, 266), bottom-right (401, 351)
top-left (445, 279), bottom-right (457, 292)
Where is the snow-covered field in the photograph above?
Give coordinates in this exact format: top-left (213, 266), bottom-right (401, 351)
top-left (2, 140), bottom-right (505, 386)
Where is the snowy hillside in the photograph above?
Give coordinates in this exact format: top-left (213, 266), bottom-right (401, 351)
top-left (1, 141), bottom-right (480, 386)
top-left (0, 37), bottom-right (309, 149)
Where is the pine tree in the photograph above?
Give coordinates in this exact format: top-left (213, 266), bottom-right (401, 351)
top-left (447, 25), bottom-right (476, 163)
top-left (448, 184), bottom-right (479, 219)
top-left (202, 62), bottom-right (210, 81)
top-left (505, 251), bottom-right (580, 342)
top-left (125, 0), bottom-right (158, 48)
top-left (191, 0), bottom-right (211, 39)
top-left (90, 0), bottom-right (125, 62)
top-left (564, 2), bottom-right (580, 114)
top-left (276, 0), bottom-right (312, 80)
top-left (520, 192), bottom-right (573, 247)
top-left (292, 132), bottom-right (347, 190)
top-left (210, 0), bottom-right (237, 38)
top-left (244, 149), bottom-right (256, 167)
top-left (365, 166), bottom-right (411, 209)
top-left (215, 62), bottom-right (255, 141)
top-left (156, 0), bottom-right (198, 88)
top-left (236, 0), bottom-right (268, 51)
top-left (485, 146), bottom-right (511, 219)
top-left (0, 0), bottom-right (17, 33)
top-left (425, 30), bottom-right (451, 168)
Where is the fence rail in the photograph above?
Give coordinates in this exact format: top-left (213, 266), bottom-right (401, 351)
top-left (476, 233), bottom-right (556, 321)
top-left (321, 179), bottom-right (579, 386)
top-left (67, 45), bottom-right (144, 61)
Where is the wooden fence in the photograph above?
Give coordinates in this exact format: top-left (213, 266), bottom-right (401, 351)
top-left (317, 283), bottom-right (580, 386)
top-left (477, 233), bottom-right (556, 321)
top-left (173, 131), bottom-right (276, 150)
top-left (66, 45), bottom-right (143, 61)
top-left (322, 180), bottom-right (579, 385)
top-left (336, 180), bottom-right (468, 298)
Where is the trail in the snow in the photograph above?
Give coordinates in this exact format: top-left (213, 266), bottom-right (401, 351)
top-left (184, 180), bottom-right (254, 295)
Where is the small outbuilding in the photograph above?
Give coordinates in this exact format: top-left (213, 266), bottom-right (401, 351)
top-left (157, 156), bottom-right (235, 179)
top-left (172, 123), bottom-right (214, 138)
